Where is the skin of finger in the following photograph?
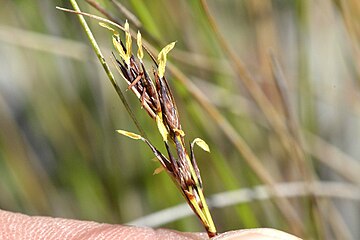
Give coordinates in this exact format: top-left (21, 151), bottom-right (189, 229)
top-left (213, 229), bottom-right (302, 240)
top-left (0, 210), bottom-right (302, 240)
top-left (0, 209), bottom-right (208, 240)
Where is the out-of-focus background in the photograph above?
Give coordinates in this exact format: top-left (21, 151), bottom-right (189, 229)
top-left (0, 0), bottom-right (359, 239)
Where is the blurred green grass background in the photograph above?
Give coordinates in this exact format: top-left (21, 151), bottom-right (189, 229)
top-left (0, 0), bottom-right (360, 239)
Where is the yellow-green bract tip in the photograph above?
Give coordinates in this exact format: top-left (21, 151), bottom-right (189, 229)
top-left (158, 41), bottom-right (176, 61)
top-left (124, 20), bottom-right (129, 32)
top-left (99, 22), bottom-right (116, 32)
top-left (156, 115), bottom-right (169, 142)
top-left (137, 30), bottom-right (144, 60)
top-left (192, 138), bottom-right (210, 152)
top-left (116, 130), bottom-right (142, 140)
top-left (113, 35), bottom-right (127, 63)
top-left (157, 41), bottom-right (176, 78)
top-left (124, 20), bottom-right (132, 61)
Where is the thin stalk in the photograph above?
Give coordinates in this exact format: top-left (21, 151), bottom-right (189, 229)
top-left (85, 0), bottom-right (120, 25)
top-left (68, 0), bottom-right (146, 137)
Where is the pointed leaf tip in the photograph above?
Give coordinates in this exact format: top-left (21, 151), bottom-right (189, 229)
top-left (124, 20), bottom-right (132, 62)
top-left (124, 19), bottom-right (129, 31)
top-left (113, 36), bottom-right (127, 63)
top-left (99, 22), bottom-right (115, 32)
top-left (157, 41), bottom-right (176, 78)
top-left (159, 41), bottom-right (176, 56)
top-left (137, 30), bottom-right (143, 60)
top-left (116, 130), bottom-right (142, 140)
top-left (99, 22), bottom-right (120, 37)
top-left (192, 138), bottom-right (210, 152)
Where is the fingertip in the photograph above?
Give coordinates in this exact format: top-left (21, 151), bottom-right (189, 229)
top-left (153, 228), bottom-right (209, 240)
top-left (213, 228), bottom-right (302, 240)
top-left (0, 209), bottom-right (208, 240)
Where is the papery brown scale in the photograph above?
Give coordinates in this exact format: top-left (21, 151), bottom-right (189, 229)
top-left (128, 67), bottom-right (138, 83)
top-left (126, 66), bottom-right (146, 95)
top-left (185, 174), bottom-right (195, 187)
top-left (115, 56), bottom-right (158, 118)
top-left (152, 72), bottom-right (175, 130)
top-left (162, 76), bottom-right (181, 128)
top-left (115, 60), bottom-right (153, 118)
top-left (177, 164), bottom-right (187, 189)
top-left (141, 63), bottom-right (161, 113)
top-left (157, 76), bottom-right (180, 132)
top-left (127, 59), bottom-right (156, 112)
top-left (184, 165), bottom-right (195, 187)
top-left (166, 147), bottom-right (186, 190)
top-left (127, 73), bottom-right (142, 90)
top-left (184, 190), bottom-right (195, 201)
top-left (114, 55), bottom-right (134, 88)
top-left (177, 156), bottom-right (194, 187)
top-left (136, 67), bottom-right (159, 114)
top-left (114, 57), bottom-right (129, 80)
top-left (173, 137), bottom-right (195, 188)
top-left (174, 137), bottom-right (188, 164)
top-left (140, 93), bottom-right (157, 119)
top-left (190, 142), bottom-right (203, 188)
top-left (130, 56), bottom-right (140, 72)
top-left (164, 142), bottom-right (176, 165)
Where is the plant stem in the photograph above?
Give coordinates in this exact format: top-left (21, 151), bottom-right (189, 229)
top-left (68, 0), bottom-right (146, 138)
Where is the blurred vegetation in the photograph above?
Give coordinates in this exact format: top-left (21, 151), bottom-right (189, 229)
top-left (1, 0), bottom-right (360, 239)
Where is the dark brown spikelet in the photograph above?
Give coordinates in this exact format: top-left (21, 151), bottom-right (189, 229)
top-left (110, 21), bottom-right (217, 238)
top-left (155, 72), bottom-right (181, 134)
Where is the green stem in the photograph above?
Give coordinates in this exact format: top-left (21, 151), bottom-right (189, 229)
top-left (68, 0), bottom-right (146, 138)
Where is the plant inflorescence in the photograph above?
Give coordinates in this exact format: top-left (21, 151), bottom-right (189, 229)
top-left (104, 20), bottom-right (217, 237)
